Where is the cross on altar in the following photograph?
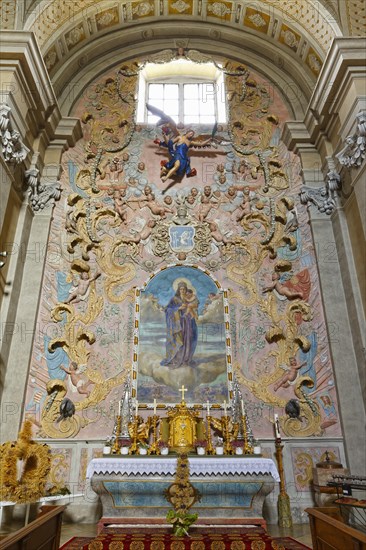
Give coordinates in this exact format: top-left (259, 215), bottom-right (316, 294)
top-left (179, 385), bottom-right (187, 402)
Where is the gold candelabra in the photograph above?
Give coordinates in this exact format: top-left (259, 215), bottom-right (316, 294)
top-left (205, 415), bottom-right (215, 455)
top-left (148, 415), bottom-right (160, 455)
top-left (275, 438), bottom-right (293, 528)
top-left (221, 415), bottom-right (232, 455)
top-left (241, 414), bottom-right (253, 454)
top-left (112, 415), bottom-right (122, 454)
top-left (129, 415), bottom-right (140, 455)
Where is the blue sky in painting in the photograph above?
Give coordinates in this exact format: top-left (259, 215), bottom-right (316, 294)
top-left (143, 266), bottom-right (219, 315)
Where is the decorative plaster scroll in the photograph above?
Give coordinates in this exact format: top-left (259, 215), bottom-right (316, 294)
top-left (300, 168), bottom-right (341, 215)
top-left (336, 111), bottom-right (366, 169)
top-left (299, 187), bottom-right (335, 215)
top-left (0, 104), bottom-right (30, 164)
top-left (25, 167), bottom-right (62, 212)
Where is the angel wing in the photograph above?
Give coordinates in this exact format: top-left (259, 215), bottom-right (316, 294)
top-left (190, 122), bottom-right (226, 149)
top-left (146, 103), bottom-right (179, 136)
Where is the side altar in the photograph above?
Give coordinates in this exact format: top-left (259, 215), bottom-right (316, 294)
top-left (87, 456), bottom-right (280, 532)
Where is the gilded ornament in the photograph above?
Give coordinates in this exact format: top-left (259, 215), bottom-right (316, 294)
top-left (0, 420), bottom-right (51, 503)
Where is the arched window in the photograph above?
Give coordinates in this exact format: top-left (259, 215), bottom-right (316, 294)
top-left (136, 59), bottom-right (226, 125)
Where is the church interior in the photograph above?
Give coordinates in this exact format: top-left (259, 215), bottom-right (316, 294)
top-left (0, 0), bottom-right (365, 548)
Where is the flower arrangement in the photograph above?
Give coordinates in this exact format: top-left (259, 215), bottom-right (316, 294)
top-left (231, 440), bottom-right (244, 448)
top-left (158, 440), bottom-right (169, 448)
top-left (194, 439), bottom-right (207, 448)
top-left (138, 441), bottom-right (149, 450)
top-left (165, 454), bottom-right (200, 536)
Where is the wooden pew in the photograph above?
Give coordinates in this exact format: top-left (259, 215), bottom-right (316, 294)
top-left (306, 507), bottom-right (366, 550)
top-left (0, 505), bottom-right (65, 550)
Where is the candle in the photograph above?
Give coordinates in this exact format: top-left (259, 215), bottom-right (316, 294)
top-left (153, 399), bottom-right (157, 415)
top-left (135, 400), bottom-right (139, 416)
top-left (240, 399), bottom-right (245, 417)
top-left (206, 401), bottom-right (210, 414)
top-left (274, 413), bottom-right (281, 439)
top-left (223, 400), bottom-right (227, 416)
top-left (118, 400), bottom-right (122, 416)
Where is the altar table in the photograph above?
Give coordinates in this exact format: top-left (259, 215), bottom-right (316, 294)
top-left (87, 457), bottom-right (279, 532)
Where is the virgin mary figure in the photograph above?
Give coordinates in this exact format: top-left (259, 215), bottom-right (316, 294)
top-left (160, 278), bottom-right (198, 367)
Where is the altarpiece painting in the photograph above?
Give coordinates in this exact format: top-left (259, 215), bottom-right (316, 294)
top-left (132, 266), bottom-right (232, 405)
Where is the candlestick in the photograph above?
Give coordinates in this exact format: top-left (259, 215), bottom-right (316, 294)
top-left (274, 413), bottom-right (281, 439)
top-left (118, 400), bottom-right (122, 416)
top-left (153, 399), bottom-right (157, 415)
top-left (223, 400), bottom-right (227, 416)
top-left (240, 399), bottom-right (245, 417)
top-left (206, 401), bottom-right (210, 414)
top-left (135, 400), bottom-right (139, 416)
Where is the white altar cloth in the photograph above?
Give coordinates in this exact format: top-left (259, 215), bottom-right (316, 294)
top-left (86, 457), bottom-right (280, 481)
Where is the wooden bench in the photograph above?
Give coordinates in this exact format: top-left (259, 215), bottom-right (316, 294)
top-left (0, 505), bottom-right (65, 550)
top-left (306, 506), bottom-right (366, 550)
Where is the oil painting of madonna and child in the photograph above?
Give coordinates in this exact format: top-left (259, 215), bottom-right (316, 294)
top-left (134, 266), bottom-right (231, 405)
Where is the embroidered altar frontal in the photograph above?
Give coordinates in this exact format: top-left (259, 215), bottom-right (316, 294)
top-left (81, 531), bottom-right (301, 549)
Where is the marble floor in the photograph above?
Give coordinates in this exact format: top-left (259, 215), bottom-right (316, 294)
top-left (0, 520), bottom-right (313, 548)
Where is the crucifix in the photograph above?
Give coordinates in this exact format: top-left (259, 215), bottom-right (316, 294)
top-left (179, 385), bottom-right (187, 402)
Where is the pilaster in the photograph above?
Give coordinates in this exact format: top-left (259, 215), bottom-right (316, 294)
top-left (0, 32), bottom-right (81, 439)
top-left (282, 38), bottom-right (366, 474)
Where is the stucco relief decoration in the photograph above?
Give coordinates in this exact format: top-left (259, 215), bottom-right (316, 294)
top-left (336, 111), bottom-right (366, 168)
top-left (248, 13), bottom-right (267, 27)
top-left (207, 2), bottom-right (231, 17)
top-left (96, 8), bottom-right (119, 29)
top-left (65, 25), bottom-right (85, 49)
top-left (23, 50), bottom-right (340, 443)
top-left (0, 104), bottom-right (29, 164)
top-left (307, 51), bottom-right (322, 74)
top-left (291, 447), bottom-right (341, 492)
top-left (281, 30), bottom-right (299, 49)
top-left (24, 165), bottom-right (62, 213)
top-left (300, 163), bottom-right (341, 215)
top-left (44, 48), bottom-right (58, 71)
top-left (132, 1), bottom-right (154, 17)
top-left (171, 0), bottom-right (190, 13)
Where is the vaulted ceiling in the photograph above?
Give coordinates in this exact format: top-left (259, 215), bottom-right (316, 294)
top-left (1, 0), bottom-right (364, 113)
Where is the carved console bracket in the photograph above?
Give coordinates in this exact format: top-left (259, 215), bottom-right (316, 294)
top-left (300, 159), bottom-right (341, 216)
top-left (25, 155), bottom-right (62, 212)
top-left (0, 104), bottom-right (30, 164)
top-left (336, 110), bottom-right (366, 169)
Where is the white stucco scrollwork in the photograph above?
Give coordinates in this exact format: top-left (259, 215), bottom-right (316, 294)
top-left (0, 104), bottom-right (30, 164)
top-left (336, 111), bottom-right (366, 169)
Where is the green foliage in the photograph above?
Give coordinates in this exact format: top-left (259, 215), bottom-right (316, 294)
top-left (166, 510), bottom-right (198, 537)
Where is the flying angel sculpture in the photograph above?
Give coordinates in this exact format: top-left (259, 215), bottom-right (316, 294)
top-left (147, 103), bottom-right (222, 191)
